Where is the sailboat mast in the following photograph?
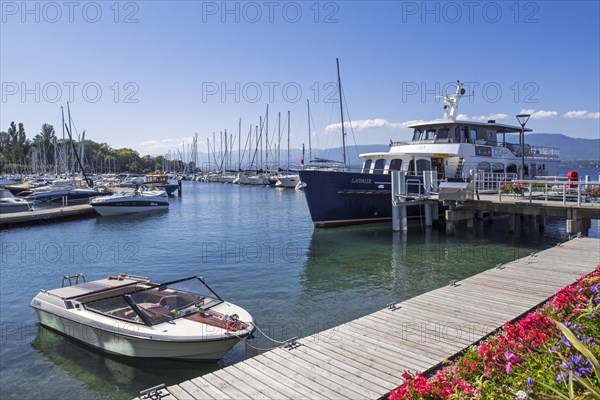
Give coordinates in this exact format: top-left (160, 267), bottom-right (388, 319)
top-left (61, 106), bottom-right (66, 174)
top-left (207, 137), bottom-right (211, 171)
top-left (336, 58), bottom-right (347, 169)
top-left (67, 102), bottom-right (74, 174)
top-left (307, 99), bottom-right (312, 163)
top-left (265, 104), bottom-right (269, 172)
top-left (238, 118), bottom-right (241, 171)
top-left (277, 112), bottom-right (281, 171)
top-left (287, 110), bottom-right (290, 171)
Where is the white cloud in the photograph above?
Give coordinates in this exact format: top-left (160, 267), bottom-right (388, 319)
top-left (519, 109), bottom-right (558, 120)
top-left (456, 113), bottom-right (509, 121)
top-left (325, 118), bottom-right (426, 132)
top-left (564, 110), bottom-right (600, 119)
top-left (138, 137), bottom-right (195, 152)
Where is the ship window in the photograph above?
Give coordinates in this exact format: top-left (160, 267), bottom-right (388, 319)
top-left (477, 162), bottom-right (491, 172)
top-left (408, 160), bottom-right (415, 174)
top-left (452, 127), bottom-right (460, 139)
top-left (412, 129), bottom-right (421, 141)
top-left (416, 159), bottom-right (431, 173)
top-left (389, 159), bottom-right (402, 171)
top-left (373, 159), bottom-right (386, 174)
top-left (426, 129), bottom-right (436, 140)
top-left (469, 129), bottom-right (477, 142)
top-left (507, 164), bottom-right (517, 174)
top-left (436, 128), bottom-right (449, 139)
top-left (492, 163), bottom-right (504, 173)
top-left (362, 159), bottom-right (372, 173)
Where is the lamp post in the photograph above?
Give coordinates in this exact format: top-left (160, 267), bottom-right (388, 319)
top-left (516, 114), bottom-right (530, 180)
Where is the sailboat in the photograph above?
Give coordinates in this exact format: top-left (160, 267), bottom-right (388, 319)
top-left (275, 110), bottom-right (300, 188)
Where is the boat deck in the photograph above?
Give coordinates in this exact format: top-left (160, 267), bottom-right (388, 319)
top-left (138, 237), bottom-right (600, 400)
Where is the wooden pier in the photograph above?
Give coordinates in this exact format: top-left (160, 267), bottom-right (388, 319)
top-left (0, 204), bottom-right (96, 227)
top-left (139, 237), bottom-right (600, 400)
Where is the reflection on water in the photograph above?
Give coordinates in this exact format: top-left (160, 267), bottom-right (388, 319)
top-left (298, 216), bottom-right (572, 328)
top-left (28, 326), bottom-right (218, 400)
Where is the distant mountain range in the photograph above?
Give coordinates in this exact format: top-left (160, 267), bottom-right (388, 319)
top-left (194, 134), bottom-right (598, 169)
top-left (513, 134), bottom-right (599, 161)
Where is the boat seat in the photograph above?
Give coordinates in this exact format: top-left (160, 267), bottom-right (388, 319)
top-left (159, 295), bottom-right (183, 309)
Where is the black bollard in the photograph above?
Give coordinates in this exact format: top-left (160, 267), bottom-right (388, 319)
top-left (177, 177), bottom-right (182, 196)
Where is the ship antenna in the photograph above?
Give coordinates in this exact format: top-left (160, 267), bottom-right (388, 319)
top-left (437, 80), bottom-right (473, 121)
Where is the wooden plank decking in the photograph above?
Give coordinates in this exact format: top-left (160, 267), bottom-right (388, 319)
top-left (0, 204), bottom-right (96, 227)
top-left (141, 237), bottom-right (600, 400)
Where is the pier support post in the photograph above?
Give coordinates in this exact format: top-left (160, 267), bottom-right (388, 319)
top-left (508, 213), bottom-right (516, 233)
top-left (537, 215), bottom-right (545, 230)
top-left (466, 215), bottom-right (474, 230)
top-left (567, 218), bottom-right (590, 236)
top-left (431, 203), bottom-right (440, 225)
top-left (392, 205), bottom-right (408, 232)
top-left (488, 210), bottom-right (495, 224)
top-left (476, 211), bottom-right (484, 220)
top-left (391, 171), bottom-right (407, 232)
top-left (177, 177), bottom-right (183, 196)
top-left (445, 207), bottom-right (476, 233)
top-left (424, 203), bottom-right (433, 227)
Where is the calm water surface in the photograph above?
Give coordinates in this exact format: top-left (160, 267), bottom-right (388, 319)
top-left (1, 181), bottom-right (598, 399)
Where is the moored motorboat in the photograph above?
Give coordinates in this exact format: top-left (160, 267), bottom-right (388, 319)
top-left (0, 188), bottom-right (33, 214)
top-left (30, 273), bottom-right (254, 360)
top-left (275, 174), bottom-right (300, 188)
top-left (144, 171), bottom-right (178, 195)
top-left (90, 190), bottom-right (168, 216)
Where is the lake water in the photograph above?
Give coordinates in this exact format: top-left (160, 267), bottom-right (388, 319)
top-left (1, 180), bottom-right (598, 399)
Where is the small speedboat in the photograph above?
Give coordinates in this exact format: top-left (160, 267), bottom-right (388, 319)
top-left (0, 188), bottom-right (33, 214)
top-left (30, 273), bottom-right (255, 360)
top-left (90, 190), bottom-right (168, 216)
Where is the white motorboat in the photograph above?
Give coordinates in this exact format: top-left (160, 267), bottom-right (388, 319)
top-left (0, 188), bottom-right (33, 214)
top-left (90, 190), bottom-right (168, 216)
top-left (275, 174), bottom-right (300, 188)
top-left (30, 273), bottom-right (255, 360)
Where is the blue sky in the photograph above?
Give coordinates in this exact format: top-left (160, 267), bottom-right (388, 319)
top-left (1, 0), bottom-right (599, 156)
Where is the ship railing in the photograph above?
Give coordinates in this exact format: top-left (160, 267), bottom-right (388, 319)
top-left (496, 178), bottom-right (600, 206)
top-left (473, 172), bottom-right (518, 193)
top-left (62, 273), bottom-right (86, 287)
top-left (526, 145), bottom-right (560, 159)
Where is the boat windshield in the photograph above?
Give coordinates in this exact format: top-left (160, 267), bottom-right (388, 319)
top-left (84, 276), bottom-right (223, 326)
top-left (126, 277), bottom-right (223, 325)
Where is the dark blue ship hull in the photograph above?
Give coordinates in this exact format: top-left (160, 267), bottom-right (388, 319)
top-left (299, 169), bottom-right (429, 228)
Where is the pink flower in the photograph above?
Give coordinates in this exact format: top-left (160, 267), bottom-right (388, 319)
top-left (505, 351), bottom-right (517, 374)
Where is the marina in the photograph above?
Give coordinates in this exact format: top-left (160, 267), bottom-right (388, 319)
top-left (147, 237), bottom-right (600, 400)
top-left (1, 2), bottom-right (599, 398)
top-left (1, 181), bottom-right (599, 399)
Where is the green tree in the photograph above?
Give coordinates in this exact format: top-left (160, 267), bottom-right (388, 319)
top-left (32, 123), bottom-right (57, 166)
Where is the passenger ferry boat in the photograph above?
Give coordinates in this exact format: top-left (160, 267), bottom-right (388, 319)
top-left (299, 81), bottom-right (560, 227)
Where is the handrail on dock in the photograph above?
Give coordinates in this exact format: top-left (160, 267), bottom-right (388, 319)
top-left (492, 178), bottom-right (600, 206)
